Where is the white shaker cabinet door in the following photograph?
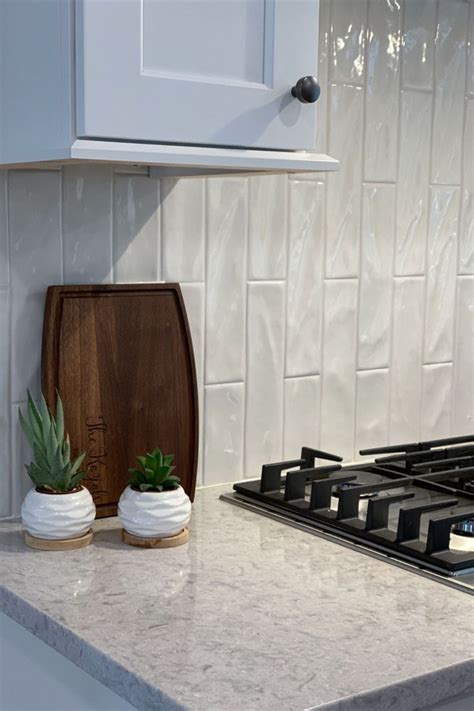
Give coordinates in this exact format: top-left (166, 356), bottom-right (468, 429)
top-left (76, 0), bottom-right (320, 150)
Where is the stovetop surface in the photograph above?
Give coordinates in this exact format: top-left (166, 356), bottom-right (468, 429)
top-left (227, 435), bottom-right (474, 593)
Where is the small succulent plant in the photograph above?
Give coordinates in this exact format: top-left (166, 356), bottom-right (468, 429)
top-left (19, 390), bottom-right (87, 493)
top-left (128, 448), bottom-right (180, 492)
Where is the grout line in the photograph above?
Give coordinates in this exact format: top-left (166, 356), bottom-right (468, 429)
top-left (6, 171), bottom-right (13, 517)
top-left (109, 168), bottom-right (114, 284)
top-left (246, 279), bottom-right (286, 285)
top-left (242, 178), bottom-right (250, 478)
top-left (201, 178), bottom-right (209, 482)
top-left (157, 177), bottom-right (162, 281)
top-left (421, 361), bottom-right (454, 368)
top-left (280, 174), bottom-right (289, 459)
top-left (59, 168), bottom-right (64, 284)
top-left (284, 372), bottom-right (321, 381)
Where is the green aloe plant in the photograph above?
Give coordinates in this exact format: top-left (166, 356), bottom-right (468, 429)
top-left (19, 390), bottom-right (87, 493)
top-left (128, 448), bottom-right (180, 492)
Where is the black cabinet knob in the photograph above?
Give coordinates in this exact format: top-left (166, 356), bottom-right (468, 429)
top-left (291, 76), bottom-right (320, 104)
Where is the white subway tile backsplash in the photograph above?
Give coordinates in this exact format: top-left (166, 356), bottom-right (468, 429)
top-left (395, 90), bottom-right (431, 276)
top-left (460, 99), bottom-right (474, 275)
top-left (390, 278), bottom-right (424, 443)
top-left (320, 280), bottom-right (358, 460)
top-left (11, 401), bottom-right (31, 516)
top-left (402, 0), bottom-right (436, 91)
top-left (204, 383), bottom-right (244, 485)
top-left (355, 369), bottom-right (390, 456)
top-left (283, 376), bottom-right (321, 459)
top-left (9, 171), bottom-right (62, 402)
top-left (286, 181), bottom-right (324, 377)
top-left (468, 3), bottom-right (474, 97)
top-left (431, 0), bottom-right (468, 186)
top-left (63, 166), bottom-right (113, 283)
top-left (329, 0), bottom-right (367, 86)
top-left (0, 173), bottom-right (8, 286)
top-left (162, 178), bottom-right (205, 282)
top-left (424, 187), bottom-right (459, 363)
top-left (245, 282), bottom-right (285, 476)
top-left (453, 277), bottom-right (474, 435)
top-left (248, 175), bottom-right (287, 280)
top-left (358, 185), bottom-right (395, 370)
top-left (0, 289), bottom-right (10, 517)
top-left (326, 84), bottom-right (363, 278)
top-left (315, 0), bottom-right (331, 154)
top-left (205, 178), bottom-right (247, 384)
top-left (421, 363), bottom-right (453, 441)
top-left (364, 0), bottom-right (401, 182)
top-left (113, 174), bottom-right (160, 283)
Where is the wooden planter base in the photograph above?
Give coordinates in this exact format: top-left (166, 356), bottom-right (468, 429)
top-left (122, 527), bottom-right (189, 549)
top-left (24, 529), bottom-right (94, 551)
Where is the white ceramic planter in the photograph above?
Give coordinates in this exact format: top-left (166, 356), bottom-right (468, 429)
top-left (118, 485), bottom-right (191, 539)
top-left (21, 487), bottom-right (96, 540)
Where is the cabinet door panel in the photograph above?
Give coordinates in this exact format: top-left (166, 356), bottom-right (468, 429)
top-left (76, 0), bottom-right (319, 150)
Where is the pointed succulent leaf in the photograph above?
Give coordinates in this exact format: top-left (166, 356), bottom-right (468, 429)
top-left (55, 390), bottom-right (65, 444)
top-left (137, 455), bottom-right (147, 471)
top-left (70, 451), bottom-right (86, 477)
top-left (62, 434), bottom-right (71, 463)
top-left (18, 406), bottom-right (36, 449)
top-left (139, 483), bottom-right (155, 492)
top-left (163, 454), bottom-right (174, 467)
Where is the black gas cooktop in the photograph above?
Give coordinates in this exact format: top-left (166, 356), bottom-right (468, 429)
top-left (222, 435), bottom-right (474, 594)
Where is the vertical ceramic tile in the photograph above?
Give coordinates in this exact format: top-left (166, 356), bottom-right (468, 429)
top-left (468, 3), bottom-right (474, 97)
top-left (421, 363), bottom-right (453, 440)
top-left (11, 401), bottom-right (31, 516)
top-left (364, 0), bottom-right (401, 182)
top-left (283, 376), bottom-right (320, 460)
top-left (329, 0), bottom-right (367, 85)
top-left (459, 99), bottom-right (474, 275)
top-left (390, 278), bottom-right (424, 443)
top-left (113, 174), bottom-right (159, 283)
top-left (358, 184), bottom-right (395, 370)
top-left (205, 178), bottom-right (247, 384)
top-left (0, 172), bottom-right (8, 285)
top-left (248, 175), bottom-right (287, 280)
top-left (8, 170), bottom-right (62, 401)
top-left (245, 283), bottom-right (285, 476)
top-left (286, 181), bottom-right (324, 376)
top-left (402, 0), bottom-right (436, 91)
top-left (161, 178), bottom-right (205, 282)
top-left (355, 369), bottom-right (390, 458)
top-left (203, 383), bottom-right (244, 485)
top-left (62, 166), bottom-right (113, 283)
top-left (326, 84), bottom-right (363, 278)
top-left (181, 283), bottom-right (205, 485)
top-left (0, 289), bottom-right (10, 517)
top-left (320, 279), bottom-right (358, 460)
top-left (424, 187), bottom-right (459, 363)
top-left (431, 0), bottom-right (468, 185)
top-left (395, 90), bottom-right (431, 276)
top-left (453, 277), bottom-right (474, 435)
top-left (315, 0), bottom-right (331, 154)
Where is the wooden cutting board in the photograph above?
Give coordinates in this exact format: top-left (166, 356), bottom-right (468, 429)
top-left (41, 284), bottom-right (198, 517)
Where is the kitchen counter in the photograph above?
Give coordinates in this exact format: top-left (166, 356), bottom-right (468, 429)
top-left (0, 484), bottom-right (472, 711)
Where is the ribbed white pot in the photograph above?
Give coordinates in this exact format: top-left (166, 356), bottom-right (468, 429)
top-left (118, 485), bottom-right (191, 539)
top-left (21, 487), bottom-right (96, 540)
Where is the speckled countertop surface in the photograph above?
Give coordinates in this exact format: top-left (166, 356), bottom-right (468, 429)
top-left (0, 484), bottom-right (473, 711)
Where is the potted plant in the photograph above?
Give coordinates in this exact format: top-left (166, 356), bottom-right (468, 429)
top-left (19, 390), bottom-right (96, 549)
top-left (118, 448), bottom-right (191, 547)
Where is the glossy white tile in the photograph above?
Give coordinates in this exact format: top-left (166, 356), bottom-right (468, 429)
top-left (62, 166), bottom-right (113, 283)
top-left (8, 171), bottom-right (61, 401)
top-left (326, 84), bottom-right (363, 278)
top-left (402, 0), bottom-right (436, 91)
top-left (205, 178), bottom-right (247, 384)
top-left (424, 187), bottom-right (459, 363)
top-left (320, 279), bottom-right (358, 460)
top-left (390, 278), bottom-right (424, 443)
top-left (355, 369), bottom-right (390, 458)
top-left (330, 0), bottom-right (367, 85)
top-left (161, 178), bottom-right (205, 282)
top-left (358, 184), bottom-right (395, 370)
top-left (248, 175), bottom-right (287, 280)
top-left (245, 282), bottom-right (285, 476)
top-left (468, 3), bottom-right (474, 97)
top-left (0, 172), bottom-right (7, 286)
top-left (421, 363), bottom-right (453, 441)
top-left (395, 90), bottom-right (431, 275)
top-left (431, 0), bottom-right (468, 186)
top-left (453, 277), bottom-right (474, 435)
top-left (283, 376), bottom-right (321, 460)
top-left (113, 175), bottom-right (159, 283)
top-left (315, 0), bottom-right (331, 155)
top-left (460, 99), bottom-right (474, 275)
top-left (286, 181), bottom-right (324, 377)
top-left (204, 383), bottom-right (244, 485)
top-left (11, 401), bottom-right (31, 516)
top-left (0, 289), bottom-right (10, 517)
top-left (364, 0), bottom-right (401, 182)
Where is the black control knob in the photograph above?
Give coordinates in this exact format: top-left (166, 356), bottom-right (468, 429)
top-left (291, 76), bottom-right (321, 104)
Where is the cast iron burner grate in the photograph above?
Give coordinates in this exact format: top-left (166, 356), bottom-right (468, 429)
top-left (223, 437), bottom-right (474, 594)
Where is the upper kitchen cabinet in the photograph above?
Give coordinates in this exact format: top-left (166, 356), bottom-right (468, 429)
top-left (0, 0), bottom-right (338, 175)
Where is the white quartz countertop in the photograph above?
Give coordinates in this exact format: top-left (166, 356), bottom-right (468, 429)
top-left (0, 484), bottom-right (473, 711)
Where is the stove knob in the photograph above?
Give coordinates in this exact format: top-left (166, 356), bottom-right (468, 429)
top-left (291, 76), bottom-right (321, 103)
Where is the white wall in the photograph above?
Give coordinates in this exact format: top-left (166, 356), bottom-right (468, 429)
top-left (0, 0), bottom-right (473, 518)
